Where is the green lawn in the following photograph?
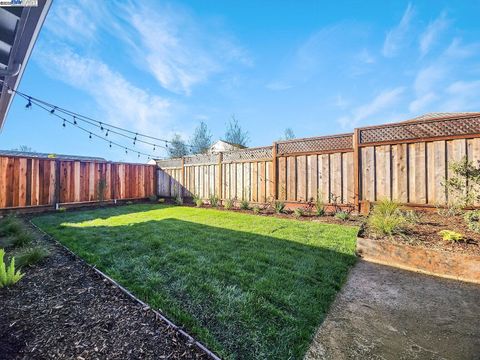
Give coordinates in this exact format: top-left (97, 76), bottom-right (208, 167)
top-left (32, 204), bottom-right (358, 359)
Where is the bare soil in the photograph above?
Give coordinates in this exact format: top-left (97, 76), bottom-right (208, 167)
top-left (0, 222), bottom-right (209, 360)
top-left (306, 261), bottom-right (480, 360)
top-left (362, 212), bottom-right (480, 255)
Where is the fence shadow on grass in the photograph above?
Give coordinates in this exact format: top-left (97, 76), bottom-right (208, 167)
top-left (34, 210), bottom-right (357, 360)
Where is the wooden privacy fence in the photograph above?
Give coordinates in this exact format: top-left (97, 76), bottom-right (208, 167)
top-left (157, 113), bottom-right (480, 211)
top-left (0, 155), bottom-right (157, 211)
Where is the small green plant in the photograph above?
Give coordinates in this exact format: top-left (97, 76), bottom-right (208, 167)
top-left (16, 246), bottom-right (50, 268)
top-left (464, 210), bottom-right (480, 233)
top-left (57, 207), bottom-right (67, 212)
top-left (293, 208), bottom-right (304, 218)
top-left (174, 195), bottom-right (184, 205)
top-left (274, 201), bottom-right (285, 214)
top-left (0, 216), bottom-right (23, 237)
top-left (335, 211), bottom-right (350, 221)
top-left (367, 199), bottom-right (405, 236)
top-left (402, 210), bottom-right (424, 224)
top-left (240, 200), bottom-right (250, 210)
top-left (0, 249), bottom-right (24, 288)
top-left (252, 205), bottom-right (261, 214)
top-left (315, 198), bottom-right (326, 216)
top-left (224, 198), bottom-right (234, 210)
top-left (196, 198), bottom-right (204, 207)
top-left (125, 201), bottom-right (133, 205)
top-left (158, 198), bottom-right (166, 203)
top-left (149, 194), bottom-right (158, 202)
top-left (209, 195), bottom-right (219, 208)
top-left (438, 230), bottom-right (464, 242)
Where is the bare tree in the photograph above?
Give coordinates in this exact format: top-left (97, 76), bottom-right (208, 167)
top-left (283, 128), bottom-right (295, 140)
top-left (225, 115), bottom-right (249, 147)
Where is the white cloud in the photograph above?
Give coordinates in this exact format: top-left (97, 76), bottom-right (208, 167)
top-left (37, 48), bottom-right (172, 141)
top-left (409, 92), bottom-right (437, 113)
top-left (413, 64), bottom-right (446, 94)
top-left (120, 3), bottom-right (252, 95)
top-left (266, 81), bottom-right (293, 91)
top-left (419, 11), bottom-right (449, 57)
top-left (356, 49), bottom-right (375, 64)
top-left (445, 38), bottom-right (480, 59)
top-left (338, 87), bottom-right (405, 128)
top-left (382, 3), bottom-right (414, 57)
top-left (441, 80), bottom-right (480, 111)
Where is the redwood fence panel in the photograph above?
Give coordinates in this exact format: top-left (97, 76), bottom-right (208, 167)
top-left (0, 155), bottom-right (156, 210)
top-left (156, 114), bottom-right (480, 211)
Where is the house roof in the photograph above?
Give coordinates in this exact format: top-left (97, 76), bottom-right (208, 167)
top-left (0, 0), bottom-right (52, 130)
top-left (402, 112), bottom-right (480, 123)
top-left (213, 139), bottom-right (247, 149)
top-left (0, 149), bottom-right (106, 162)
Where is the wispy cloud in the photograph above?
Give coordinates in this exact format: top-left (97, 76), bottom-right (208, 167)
top-left (338, 87), bottom-right (405, 128)
top-left (419, 11), bottom-right (449, 57)
top-left (37, 47), bottom-right (172, 141)
top-left (382, 3), bottom-right (414, 57)
top-left (442, 80), bottom-right (480, 111)
top-left (119, 2), bottom-right (252, 95)
top-left (266, 81), bottom-right (292, 91)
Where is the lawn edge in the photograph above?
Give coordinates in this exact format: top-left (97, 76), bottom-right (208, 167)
top-left (28, 219), bottom-right (222, 360)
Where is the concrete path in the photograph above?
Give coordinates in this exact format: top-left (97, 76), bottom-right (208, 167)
top-left (306, 261), bottom-right (480, 360)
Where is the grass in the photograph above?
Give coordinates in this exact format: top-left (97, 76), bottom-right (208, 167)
top-left (16, 246), bottom-right (50, 268)
top-left (32, 204), bottom-right (358, 359)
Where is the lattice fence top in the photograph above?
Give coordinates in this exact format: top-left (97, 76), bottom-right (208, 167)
top-left (276, 134), bottom-right (353, 155)
top-left (184, 153), bottom-right (218, 165)
top-left (156, 158), bottom-right (182, 168)
top-left (222, 146), bottom-right (273, 162)
top-left (359, 116), bottom-right (480, 144)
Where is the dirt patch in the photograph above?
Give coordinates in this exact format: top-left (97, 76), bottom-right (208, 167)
top-left (362, 212), bottom-right (480, 255)
top-left (0, 222), bottom-right (209, 359)
top-left (306, 261), bottom-right (480, 360)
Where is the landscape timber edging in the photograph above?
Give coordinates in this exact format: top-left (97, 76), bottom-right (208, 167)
top-left (356, 237), bottom-right (480, 284)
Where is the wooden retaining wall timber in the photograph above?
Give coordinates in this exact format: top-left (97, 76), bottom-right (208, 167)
top-left (157, 114), bottom-right (480, 209)
top-left (0, 155), bottom-right (157, 210)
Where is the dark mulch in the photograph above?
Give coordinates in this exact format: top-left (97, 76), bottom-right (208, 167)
top-left (0, 223), bottom-right (209, 360)
top-left (363, 212), bottom-right (480, 255)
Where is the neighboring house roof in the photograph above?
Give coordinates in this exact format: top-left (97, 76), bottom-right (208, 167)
top-left (0, 150), bottom-right (106, 162)
top-left (209, 139), bottom-right (246, 153)
top-left (402, 112), bottom-right (480, 123)
top-left (0, 0), bottom-right (52, 130)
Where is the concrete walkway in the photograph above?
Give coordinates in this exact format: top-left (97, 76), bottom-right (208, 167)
top-left (306, 261), bottom-right (480, 360)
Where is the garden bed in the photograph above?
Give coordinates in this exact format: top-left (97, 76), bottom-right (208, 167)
top-left (31, 204), bottom-right (359, 359)
top-left (0, 220), bottom-right (209, 359)
top-left (361, 212), bottom-right (480, 256)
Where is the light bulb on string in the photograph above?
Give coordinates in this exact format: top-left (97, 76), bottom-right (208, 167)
top-left (62, 119), bottom-right (66, 127)
top-left (109, 142), bottom-right (112, 148)
top-left (100, 122), bottom-right (104, 131)
top-left (73, 116), bottom-right (77, 125)
top-left (89, 133), bottom-right (92, 139)
top-left (25, 98), bottom-right (32, 109)
top-left (105, 129), bottom-right (109, 137)
top-left (50, 107), bottom-right (56, 114)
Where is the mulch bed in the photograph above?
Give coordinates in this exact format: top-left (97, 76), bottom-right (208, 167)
top-left (0, 222), bottom-right (209, 360)
top-left (362, 212), bottom-right (480, 256)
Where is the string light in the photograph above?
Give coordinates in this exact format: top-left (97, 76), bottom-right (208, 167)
top-left (62, 119), bottom-right (66, 127)
top-left (25, 97), bottom-right (32, 109)
top-left (73, 116), bottom-right (77, 125)
top-left (105, 129), bottom-right (109, 137)
top-left (89, 133), bottom-right (92, 139)
top-left (50, 107), bottom-right (56, 114)
top-left (100, 122), bottom-right (104, 131)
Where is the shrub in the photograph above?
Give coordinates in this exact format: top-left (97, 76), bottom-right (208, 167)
top-left (438, 230), bottom-right (463, 242)
top-left (12, 231), bottom-right (34, 247)
top-left (240, 200), bottom-right (250, 210)
top-left (224, 198), bottom-right (234, 210)
top-left (0, 249), bottom-right (24, 288)
top-left (16, 246), bottom-right (50, 268)
top-left (158, 198), bottom-right (166, 203)
top-left (0, 216), bottom-right (23, 237)
top-left (367, 199), bottom-right (405, 236)
top-left (464, 210), bottom-right (480, 233)
top-left (252, 205), bottom-right (261, 214)
top-left (174, 195), bottom-right (183, 205)
top-left (195, 198), bottom-right (204, 207)
top-left (209, 195), bottom-right (219, 208)
top-left (274, 201), bottom-right (285, 214)
top-left (148, 195), bottom-right (157, 202)
top-left (293, 208), bottom-right (304, 218)
top-left (315, 199), bottom-right (326, 216)
top-left (335, 211), bottom-right (350, 221)
top-left (125, 201), bottom-right (133, 205)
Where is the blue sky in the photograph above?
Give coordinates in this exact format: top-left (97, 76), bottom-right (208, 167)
top-left (1, 0), bottom-right (480, 162)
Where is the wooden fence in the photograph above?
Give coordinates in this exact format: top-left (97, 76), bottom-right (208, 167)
top-left (157, 113), bottom-right (480, 211)
top-left (0, 155), bottom-right (157, 211)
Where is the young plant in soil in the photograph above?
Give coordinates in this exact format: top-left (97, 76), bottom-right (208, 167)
top-left (0, 249), bottom-right (24, 287)
top-left (367, 199), bottom-right (406, 237)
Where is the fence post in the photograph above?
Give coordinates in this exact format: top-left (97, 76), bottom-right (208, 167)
top-left (272, 142), bottom-right (278, 201)
top-left (353, 128), bottom-right (360, 212)
top-left (54, 159), bottom-right (61, 209)
top-left (181, 157), bottom-right (185, 197)
top-left (217, 152), bottom-right (223, 200)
